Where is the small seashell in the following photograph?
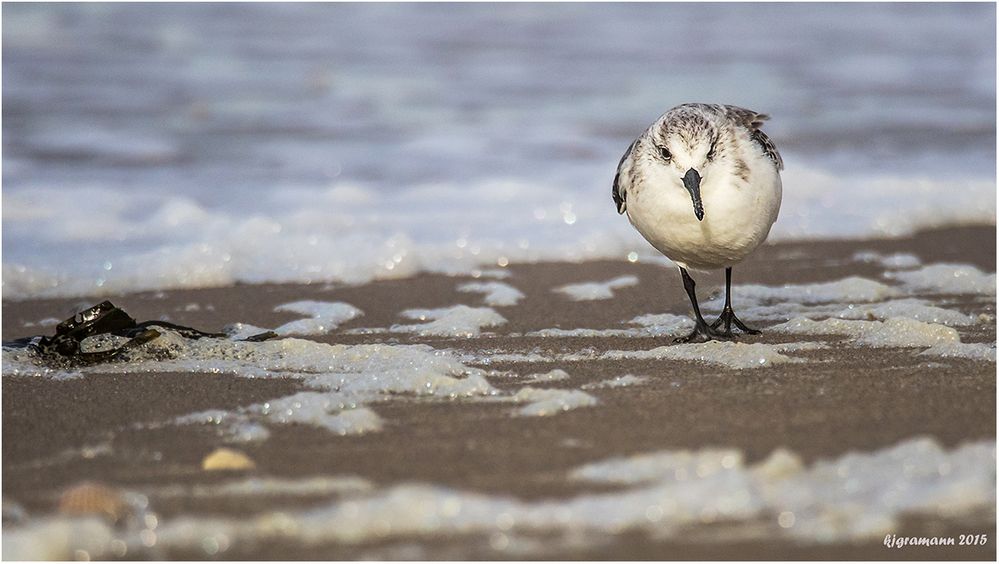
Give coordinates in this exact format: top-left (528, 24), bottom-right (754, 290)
top-left (202, 448), bottom-right (256, 471)
top-left (58, 482), bottom-right (128, 523)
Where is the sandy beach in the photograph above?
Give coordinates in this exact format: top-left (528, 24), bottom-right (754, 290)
top-left (2, 224), bottom-right (995, 560)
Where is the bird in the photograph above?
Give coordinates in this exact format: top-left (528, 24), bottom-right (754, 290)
top-left (612, 103), bottom-right (783, 342)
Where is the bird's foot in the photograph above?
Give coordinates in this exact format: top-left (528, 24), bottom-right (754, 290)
top-left (709, 307), bottom-right (761, 338)
top-left (673, 321), bottom-right (732, 344)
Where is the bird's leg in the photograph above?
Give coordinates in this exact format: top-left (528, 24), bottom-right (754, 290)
top-left (710, 267), bottom-right (761, 337)
top-left (674, 268), bottom-right (729, 343)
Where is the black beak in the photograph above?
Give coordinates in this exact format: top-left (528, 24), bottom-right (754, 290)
top-left (682, 168), bottom-right (704, 221)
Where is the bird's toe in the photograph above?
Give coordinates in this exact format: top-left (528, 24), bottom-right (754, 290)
top-left (673, 324), bottom-right (732, 344)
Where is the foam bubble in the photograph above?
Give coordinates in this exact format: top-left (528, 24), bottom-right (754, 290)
top-left (522, 369), bottom-right (571, 383)
top-left (3, 517), bottom-right (116, 561)
top-left (222, 322), bottom-right (274, 341)
top-left (771, 317), bottom-right (960, 347)
top-left (0, 346), bottom-right (84, 380)
top-left (149, 476), bottom-right (374, 499)
top-left (918, 342), bottom-right (997, 362)
top-left (253, 394), bottom-right (384, 435)
top-left (456, 341), bottom-right (826, 369)
top-left (272, 301), bottom-right (363, 336)
top-left (525, 313), bottom-right (692, 339)
top-left (581, 375), bottom-right (648, 389)
top-left (627, 313), bottom-right (696, 336)
top-left (174, 410), bottom-right (273, 443)
top-left (705, 274), bottom-right (987, 328)
top-left (877, 253), bottom-right (922, 269)
top-left (525, 328), bottom-right (637, 338)
top-left (457, 282), bottom-right (525, 306)
top-left (601, 341), bottom-right (808, 369)
top-left (734, 277), bottom-right (901, 305)
top-left (391, 305), bottom-right (507, 337)
top-left (463, 352), bottom-right (556, 365)
top-left (852, 251), bottom-right (921, 269)
top-left (571, 449), bottom-right (743, 485)
top-left (885, 264), bottom-right (997, 295)
top-left (509, 387), bottom-right (598, 417)
top-left (831, 299), bottom-right (976, 326)
top-left (553, 276), bottom-right (639, 301)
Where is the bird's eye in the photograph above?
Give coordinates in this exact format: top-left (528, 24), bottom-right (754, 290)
top-left (658, 146), bottom-right (672, 161)
top-left (706, 144), bottom-right (717, 161)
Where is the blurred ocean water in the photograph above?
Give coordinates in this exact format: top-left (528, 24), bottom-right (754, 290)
top-left (3, 3), bottom-right (996, 299)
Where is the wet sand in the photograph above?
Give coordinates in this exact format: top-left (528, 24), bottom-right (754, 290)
top-left (2, 224), bottom-right (996, 560)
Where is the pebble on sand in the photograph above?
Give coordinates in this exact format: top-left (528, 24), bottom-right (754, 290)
top-left (202, 448), bottom-right (256, 471)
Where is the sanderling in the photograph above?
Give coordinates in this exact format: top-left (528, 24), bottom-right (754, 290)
top-left (613, 103), bottom-right (783, 342)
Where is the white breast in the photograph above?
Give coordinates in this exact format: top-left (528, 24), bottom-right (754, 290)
top-left (626, 151), bottom-right (782, 271)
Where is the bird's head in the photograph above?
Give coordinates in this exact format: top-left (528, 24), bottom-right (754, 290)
top-left (643, 110), bottom-right (723, 222)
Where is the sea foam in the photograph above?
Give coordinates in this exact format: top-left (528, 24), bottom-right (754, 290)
top-left (4, 437), bottom-right (993, 559)
top-left (3, 334), bottom-right (496, 438)
top-left (3, 166), bottom-right (994, 302)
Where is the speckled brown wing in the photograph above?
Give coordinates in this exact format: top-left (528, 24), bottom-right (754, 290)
top-left (719, 104), bottom-right (784, 171)
top-left (612, 139), bottom-right (637, 214)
